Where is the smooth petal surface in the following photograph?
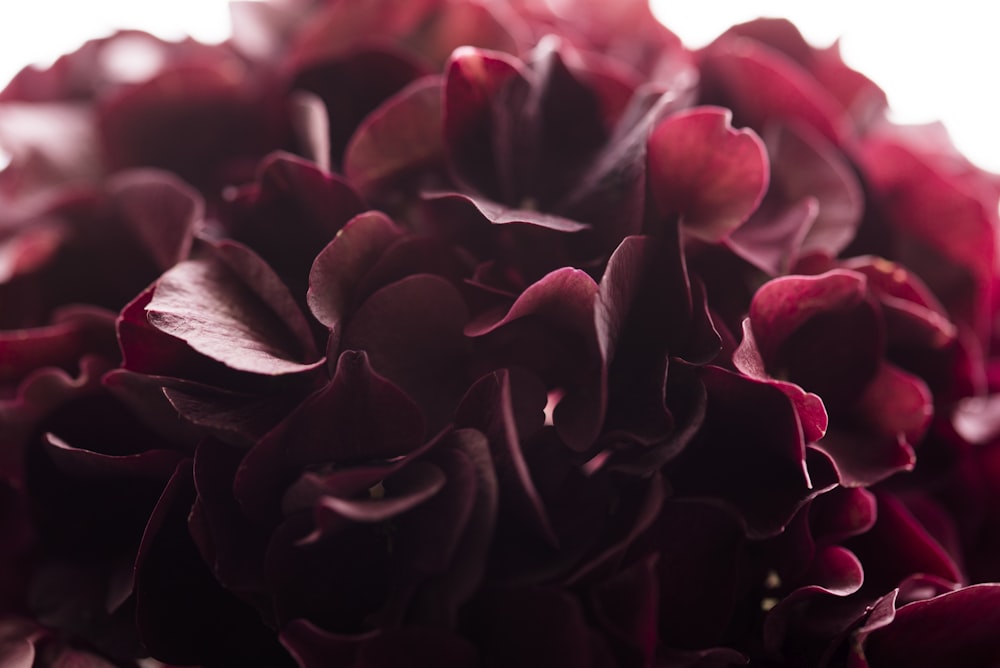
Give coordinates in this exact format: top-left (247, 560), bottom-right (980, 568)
top-left (699, 36), bottom-right (846, 144)
top-left (234, 350), bottom-right (425, 521)
top-left (858, 584), bottom-right (1000, 667)
top-left (307, 211), bottom-right (403, 330)
top-left (443, 47), bottom-right (527, 198)
top-left (466, 267), bottom-right (602, 451)
top-left (648, 106), bottom-right (769, 241)
top-left (146, 241), bottom-right (321, 375)
top-left (732, 318), bottom-right (828, 443)
top-left (748, 269), bottom-right (867, 363)
top-left (667, 366), bottom-right (821, 538)
top-left (344, 77), bottom-right (445, 197)
top-left (340, 274), bottom-right (471, 431)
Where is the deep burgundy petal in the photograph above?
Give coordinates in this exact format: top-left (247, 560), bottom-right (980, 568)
top-left (234, 350), bottom-right (425, 521)
top-left (146, 241), bottom-right (322, 375)
top-left (667, 365), bottom-right (823, 538)
top-left (340, 274), bottom-right (471, 432)
top-left (732, 319), bottom-right (828, 443)
top-left (344, 77), bottom-right (445, 198)
top-left (466, 267), bottom-right (602, 451)
top-left (455, 369), bottom-right (556, 545)
top-left (135, 460), bottom-right (292, 666)
top-left (307, 211), bottom-right (404, 331)
top-left (858, 584), bottom-right (1000, 668)
top-left (443, 47), bottom-right (527, 199)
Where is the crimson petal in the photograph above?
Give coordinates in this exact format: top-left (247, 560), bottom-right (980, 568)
top-left (698, 36), bottom-right (846, 144)
top-left (858, 584), bottom-right (1000, 667)
top-left (648, 106), bottom-right (769, 242)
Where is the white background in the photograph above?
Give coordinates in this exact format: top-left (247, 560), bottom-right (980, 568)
top-left (1, 1), bottom-right (999, 170)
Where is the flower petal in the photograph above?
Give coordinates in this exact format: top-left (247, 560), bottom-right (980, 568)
top-left (648, 106), bottom-right (769, 241)
top-left (146, 241), bottom-right (322, 375)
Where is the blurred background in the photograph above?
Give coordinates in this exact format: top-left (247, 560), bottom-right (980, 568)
top-left (1, 0), bottom-right (998, 170)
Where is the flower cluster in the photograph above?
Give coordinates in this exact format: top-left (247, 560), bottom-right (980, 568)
top-left (2, 1), bottom-right (1000, 666)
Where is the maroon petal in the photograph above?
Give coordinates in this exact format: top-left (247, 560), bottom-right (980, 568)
top-left (455, 369), bottom-right (556, 545)
top-left (637, 499), bottom-right (747, 649)
top-left (726, 197), bottom-right (818, 276)
top-left (855, 362), bottom-right (933, 445)
top-left (98, 63), bottom-right (283, 192)
top-left (0, 307), bottom-right (117, 385)
top-left (146, 241), bottom-right (322, 375)
top-left (234, 350), bottom-right (425, 521)
top-left (408, 429), bottom-right (499, 626)
top-left (727, 123), bottom-right (862, 273)
top-left (762, 546), bottom-right (869, 664)
top-left (41, 432), bottom-right (182, 480)
top-left (748, 269), bottom-right (868, 363)
top-left (219, 153), bottom-right (366, 302)
top-left (340, 274), bottom-right (471, 432)
top-left (858, 584), bottom-right (1000, 668)
top-left (107, 169), bottom-right (201, 270)
top-left (443, 47), bottom-right (527, 198)
top-left (860, 136), bottom-right (997, 295)
top-left (776, 126), bottom-right (862, 257)
top-left (463, 587), bottom-right (618, 668)
top-left (423, 191), bottom-right (589, 232)
top-left (732, 319), bottom-right (828, 443)
top-left (134, 460), bottom-right (291, 666)
top-left (844, 256), bottom-right (958, 349)
top-left (558, 93), bottom-right (676, 247)
top-left (189, 437), bottom-right (270, 592)
top-left (809, 486), bottom-right (878, 543)
top-left (847, 491), bottom-right (963, 595)
top-left (667, 366), bottom-right (821, 538)
top-left (814, 429), bottom-right (915, 489)
top-left (590, 554), bottom-right (660, 665)
top-left (698, 36), bottom-right (846, 144)
top-left (466, 267), bottom-right (602, 451)
top-left (163, 380), bottom-right (303, 446)
top-left (344, 76), bottom-right (445, 198)
top-left (292, 49), bottom-right (428, 167)
top-left (310, 461), bottom-right (446, 528)
top-left (307, 211), bottom-right (404, 331)
top-left (647, 106), bottom-right (769, 241)
top-left (596, 234), bottom-right (720, 443)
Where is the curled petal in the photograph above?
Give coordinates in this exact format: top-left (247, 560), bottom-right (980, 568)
top-left (856, 362), bottom-right (933, 446)
top-left (856, 584), bottom-right (1000, 668)
top-left (234, 350), bottom-right (425, 521)
top-left (733, 318), bottom-right (828, 442)
top-left (748, 269), bottom-right (868, 363)
top-left (648, 106), bottom-right (769, 241)
top-left (307, 211), bottom-right (403, 330)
